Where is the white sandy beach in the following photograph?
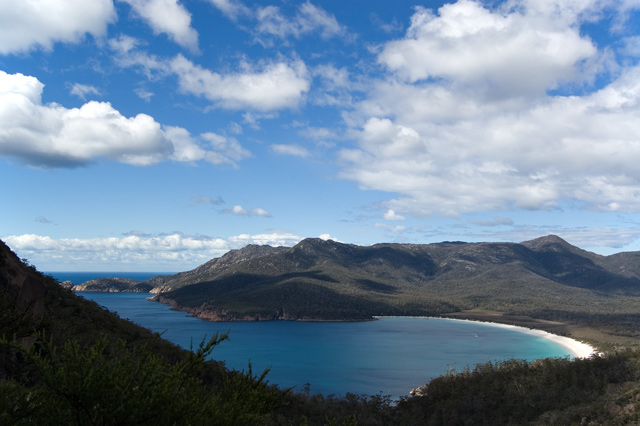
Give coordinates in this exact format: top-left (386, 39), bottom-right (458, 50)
top-left (375, 316), bottom-right (596, 359)
top-left (455, 319), bottom-right (596, 359)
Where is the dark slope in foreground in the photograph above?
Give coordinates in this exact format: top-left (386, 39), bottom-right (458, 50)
top-left (0, 239), bottom-right (293, 425)
top-left (144, 236), bottom-right (640, 332)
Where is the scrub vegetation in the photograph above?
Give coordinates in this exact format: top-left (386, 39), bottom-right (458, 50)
top-left (4, 239), bottom-right (640, 425)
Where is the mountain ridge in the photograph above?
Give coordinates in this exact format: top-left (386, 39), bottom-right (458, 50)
top-left (75, 235), bottom-right (640, 333)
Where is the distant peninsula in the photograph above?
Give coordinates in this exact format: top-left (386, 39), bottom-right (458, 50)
top-left (74, 235), bottom-right (640, 346)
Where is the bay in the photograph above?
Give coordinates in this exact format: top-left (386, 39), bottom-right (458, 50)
top-left (72, 294), bottom-right (572, 399)
top-left (48, 272), bottom-right (573, 399)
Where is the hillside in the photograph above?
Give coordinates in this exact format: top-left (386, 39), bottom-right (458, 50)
top-left (0, 239), bottom-right (294, 425)
top-left (101, 235), bottom-right (640, 340)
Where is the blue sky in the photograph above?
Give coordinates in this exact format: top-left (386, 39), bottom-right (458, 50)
top-left (2, 0), bottom-right (640, 272)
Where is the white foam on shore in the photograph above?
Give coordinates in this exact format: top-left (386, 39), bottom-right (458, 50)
top-left (375, 316), bottom-right (596, 359)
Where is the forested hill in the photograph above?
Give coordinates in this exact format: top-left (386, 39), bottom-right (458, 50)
top-left (103, 235), bottom-right (640, 330)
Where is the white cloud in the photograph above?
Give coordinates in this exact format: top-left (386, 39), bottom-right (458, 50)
top-left (310, 64), bottom-right (358, 108)
top-left (223, 205), bottom-right (272, 217)
top-left (200, 132), bottom-right (252, 166)
top-left (318, 233), bottom-right (341, 242)
top-left (378, 1), bottom-right (597, 97)
top-left (297, 1), bottom-right (345, 39)
top-left (5, 226), bottom-right (640, 271)
top-left (226, 232), bottom-right (301, 246)
top-left (253, 208), bottom-right (271, 217)
top-left (3, 232), bottom-right (301, 271)
top-left (0, 71), bottom-right (171, 167)
top-left (163, 128), bottom-right (252, 166)
top-left (383, 209), bottom-right (405, 221)
top-left (255, 1), bottom-right (346, 42)
top-left (208, 0), bottom-right (251, 21)
top-left (121, 0), bottom-right (199, 53)
top-left (70, 83), bottom-right (101, 100)
top-left (163, 126), bottom-right (206, 163)
top-left (108, 34), bottom-right (143, 55)
top-left (170, 54), bottom-right (309, 111)
top-left (134, 87), bottom-right (154, 101)
top-left (230, 205), bottom-right (248, 215)
top-left (339, 1), bottom-right (640, 218)
top-left (110, 41), bottom-right (310, 111)
top-left (270, 144), bottom-right (310, 157)
top-left (0, 71), bottom-right (252, 169)
top-left (0, 0), bottom-right (116, 54)
top-left (313, 64), bottom-right (351, 90)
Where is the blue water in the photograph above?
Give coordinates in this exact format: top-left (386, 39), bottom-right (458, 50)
top-left (48, 272), bottom-right (574, 399)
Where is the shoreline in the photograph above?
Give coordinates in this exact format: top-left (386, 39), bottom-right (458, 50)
top-left (374, 316), bottom-right (596, 359)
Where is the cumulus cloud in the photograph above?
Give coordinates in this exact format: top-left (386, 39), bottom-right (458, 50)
top-left (0, 0), bottom-right (116, 54)
top-left (318, 233), bottom-right (341, 242)
top-left (339, 0), bottom-right (640, 218)
top-left (170, 54), bottom-right (309, 111)
top-left (3, 232), bottom-right (302, 270)
top-left (223, 205), bottom-right (271, 217)
top-left (378, 0), bottom-right (597, 97)
top-left (109, 40), bottom-right (310, 111)
top-left (0, 71), bottom-right (171, 167)
top-left (270, 144), bottom-right (310, 157)
top-left (121, 0), bottom-right (199, 53)
top-left (383, 209), bottom-right (405, 221)
top-left (0, 71), bottom-right (252, 168)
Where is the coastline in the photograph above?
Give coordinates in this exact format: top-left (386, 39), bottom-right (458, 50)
top-left (374, 316), bottom-right (596, 359)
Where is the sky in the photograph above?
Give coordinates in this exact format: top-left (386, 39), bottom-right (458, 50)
top-left (2, 0), bottom-right (640, 272)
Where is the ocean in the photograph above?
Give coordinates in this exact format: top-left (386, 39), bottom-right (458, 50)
top-left (47, 271), bottom-right (574, 399)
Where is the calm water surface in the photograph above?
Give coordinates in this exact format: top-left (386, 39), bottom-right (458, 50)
top-left (50, 272), bottom-right (573, 399)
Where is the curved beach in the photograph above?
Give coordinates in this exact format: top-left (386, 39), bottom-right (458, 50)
top-left (433, 317), bottom-right (596, 359)
top-left (375, 316), bottom-right (596, 359)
